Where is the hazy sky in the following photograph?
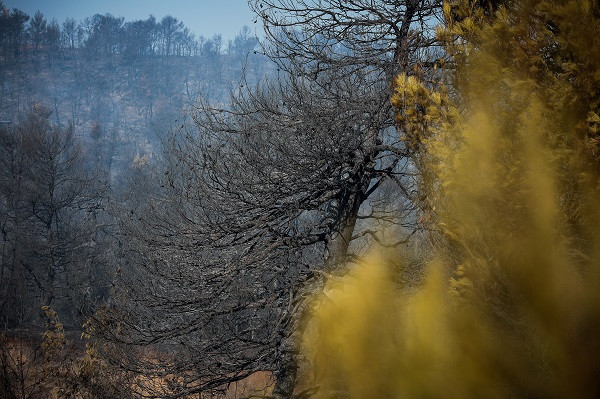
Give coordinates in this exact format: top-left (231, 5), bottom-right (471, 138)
top-left (3, 0), bottom-right (259, 40)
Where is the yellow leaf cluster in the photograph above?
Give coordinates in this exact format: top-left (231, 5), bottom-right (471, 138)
top-left (300, 1), bottom-right (600, 398)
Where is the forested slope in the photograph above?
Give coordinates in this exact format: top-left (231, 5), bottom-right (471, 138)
top-left (3, 1), bottom-right (600, 399)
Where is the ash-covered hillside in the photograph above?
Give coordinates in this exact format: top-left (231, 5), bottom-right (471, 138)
top-left (0, 8), bottom-right (271, 173)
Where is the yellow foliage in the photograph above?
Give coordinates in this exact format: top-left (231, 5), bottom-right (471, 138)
top-left (133, 153), bottom-right (149, 167)
top-left (41, 305), bottom-right (66, 362)
top-left (301, 1), bottom-right (600, 398)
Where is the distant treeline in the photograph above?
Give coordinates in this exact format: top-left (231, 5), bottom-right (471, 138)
top-left (0, 2), bottom-right (258, 59)
top-left (0, 1), bottom-right (270, 174)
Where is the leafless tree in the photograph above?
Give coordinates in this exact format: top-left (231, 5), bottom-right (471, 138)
top-left (0, 105), bottom-right (109, 329)
top-left (102, 1), bottom-right (443, 398)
